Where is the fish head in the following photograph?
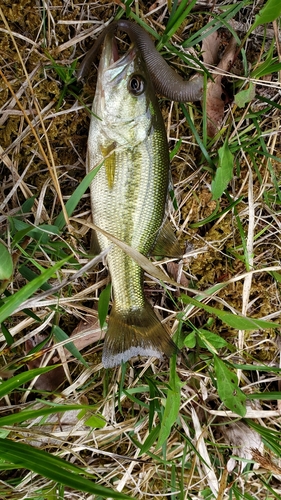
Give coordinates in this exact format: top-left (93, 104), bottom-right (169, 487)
top-left (93, 32), bottom-right (160, 145)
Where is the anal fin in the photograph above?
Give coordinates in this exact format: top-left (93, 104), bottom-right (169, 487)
top-left (151, 219), bottom-right (182, 258)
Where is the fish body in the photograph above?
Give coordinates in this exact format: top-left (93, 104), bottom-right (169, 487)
top-left (87, 34), bottom-right (176, 368)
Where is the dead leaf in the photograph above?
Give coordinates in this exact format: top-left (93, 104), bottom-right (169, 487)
top-left (25, 337), bottom-right (65, 392)
top-left (251, 448), bottom-right (281, 477)
top-left (166, 261), bottom-right (190, 296)
top-left (202, 31), bottom-right (237, 137)
top-left (68, 316), bottom-right (105, 352)
top-left (25, 316), bottom-right (104, 392)
top-left (202, 30), bottom-right (221, 66)
top-left (22, 406), bottom-right (91, 447)
top-left (219, 421), bottom-right (263, 473)
top-left (149, 0), bottom-right (166, 11)
top-left (112, 0), bottom-right (126, 8)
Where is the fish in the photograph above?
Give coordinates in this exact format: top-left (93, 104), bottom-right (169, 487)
top-left (87, 32), bottom-right (178, 368)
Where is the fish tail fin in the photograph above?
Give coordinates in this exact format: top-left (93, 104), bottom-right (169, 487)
top-left (102, 301), bottom-right (177, 368)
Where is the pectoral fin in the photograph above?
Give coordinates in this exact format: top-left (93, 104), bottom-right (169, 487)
top-left (101, 142), bottom-right (116, 189)
top-left (90, 229), bottom-right (101, 255)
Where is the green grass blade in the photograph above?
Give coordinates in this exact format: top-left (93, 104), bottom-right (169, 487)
top-left (0, 403), bottom-right (99, 426)
top-left (126, 12), bottom-right (160, 40)
top-left (19, 265), bottom-right (52, 291)
top-left (231, 362), bottom-right (281, 373)
top-left (180, 293), bottom-right (280, 330)
top-left (180, 104), bottom-right (214, 167)
top-left (247, 392), bottom-right (281, 400)
top-left (0, 323), bottom-right (14, 346)
top-left (140, 425), bottom-right (160, 455)
top-left (159, 0), bottom-right (197, 48)
top-left (183, 1), bottom-right (248, 48)
top-left (0, 243), bottom-right (13, 280)
top-left (0, 439), bottom-right (133, 499)
top-left (55, 162), bottom-right (103, 230)
top-left (189, 196), bottom-right (243, 228)
top-left (52, 325), bottom-right (89, 368)
top-left (246, 420), bottom-right (281, 455)
top-left (258, 478), bottom-right (281, 499)
top-left (0, 366), bottom-right (58, 399)
top-left (0, 256), bottom-right (71, 323)
top-left (157, 355), bottom-right (181, 449)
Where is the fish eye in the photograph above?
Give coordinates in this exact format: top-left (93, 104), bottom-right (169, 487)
top-left (128, 74), bottom-right (145, 96)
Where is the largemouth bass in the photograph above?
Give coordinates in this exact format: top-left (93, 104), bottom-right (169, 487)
top-left (87, 33), bottom-right (177, 368)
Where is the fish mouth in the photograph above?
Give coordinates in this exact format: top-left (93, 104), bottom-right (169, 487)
top-left (100, 32), bottom-right (136, 78)
top-left (96, 33), bottom-right (137, 116)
